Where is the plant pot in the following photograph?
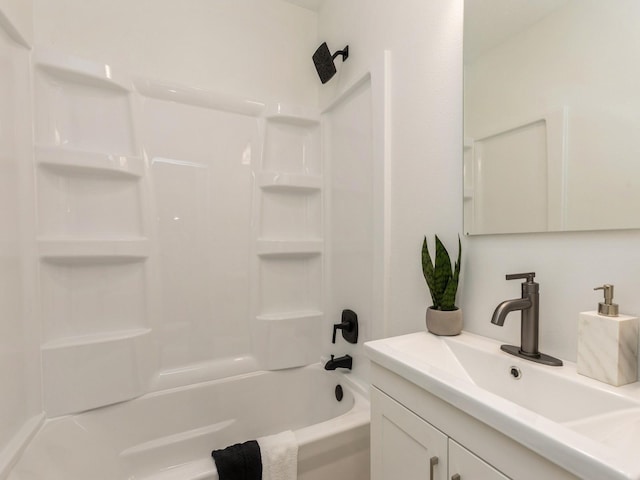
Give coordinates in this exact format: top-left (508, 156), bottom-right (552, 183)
top-left (425, 306), bottom-right (463, 336)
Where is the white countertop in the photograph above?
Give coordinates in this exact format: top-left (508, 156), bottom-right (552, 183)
top-left (365, 331), bottom-right (640, 480)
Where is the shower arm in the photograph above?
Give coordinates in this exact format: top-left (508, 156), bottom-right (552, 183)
top-left (331, 46), bottom-right (349, 62)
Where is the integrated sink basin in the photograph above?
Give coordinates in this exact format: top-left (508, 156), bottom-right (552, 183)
top-left (443, 333), bottom-right (639, 423)
top-left (365, 331), bottom-right (640, 480)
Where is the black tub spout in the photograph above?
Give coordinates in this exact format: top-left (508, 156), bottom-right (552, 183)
top-left (324, 354), bottom-right (352, 371)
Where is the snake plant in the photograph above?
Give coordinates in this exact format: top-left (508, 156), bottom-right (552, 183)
top-left (421, 235), bottom-right (461, 311)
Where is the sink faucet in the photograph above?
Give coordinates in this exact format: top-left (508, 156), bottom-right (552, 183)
top-left (324, 354), bottom-right (353, 371)
top-left (491, 272), bottom-right (562, 366)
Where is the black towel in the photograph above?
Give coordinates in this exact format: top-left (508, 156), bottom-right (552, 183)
top-left (211, 440), bottom-right (262, 480)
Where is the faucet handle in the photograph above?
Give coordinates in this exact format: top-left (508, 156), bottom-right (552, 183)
top-left (506, 272), bottom-right (536, 283)
top-left (332, 309), bottom-right (358, 344)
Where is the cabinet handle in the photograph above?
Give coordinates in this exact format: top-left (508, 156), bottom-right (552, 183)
top-left (429, 456), bottom-right (439, 480)
top-left (452, 475), bottom-right (461, 480)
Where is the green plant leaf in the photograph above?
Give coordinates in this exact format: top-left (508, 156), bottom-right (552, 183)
top-left (441, 236), bottom-right (461, 310)
top-left (422, 234), bottom-right (462, 311)
top-left (421, 237), bottom-right (438, 307)
top-left (433, 235), bottom-right (452, 308)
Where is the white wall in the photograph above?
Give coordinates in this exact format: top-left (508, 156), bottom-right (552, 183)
top-left (33, 0), bottom-right (318, 107)
top-left (0, 1), bottom-right (41, 475)
top-left (318, 0), bottom-right (640, 366)
top-left (318, 0), bottom-right (464, 338)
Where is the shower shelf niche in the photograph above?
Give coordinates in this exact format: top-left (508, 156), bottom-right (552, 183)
top-left (35, 49), bottom-right (132, 92)
top-left (41, 327), bottom-right (152, 350)
top-left (33, 50), bottom-right (152, 416)
top-left (256, 239), bottom-right (322, 257)
top-left (263, 103), bottom-right (320, 126)
top-left (34, 69), bottom-right (136, 155)
top-left (253, 104), bottom-right (324, 370)
top-left (260, 189), bottom-right (321, 239)
top-left (41, 327), bottom-right (152, 417)
top-left (36, 145), bottom-right (145, 178)
top-left (36, 166), bottom-right (144, 239)
top-left (38, 238), bottom-right (150, 261)
top-left (254, 310), bottom-right (323, 370)
top-left (262, 107), bottom-right (320, 175)
top-left (256, 310), bottom-right (323, 323)
top-left (257, 171), bottom-right (322, 192)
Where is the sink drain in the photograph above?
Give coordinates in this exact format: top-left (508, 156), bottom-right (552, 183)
top-left (509, 366), bottom-right (522, 379)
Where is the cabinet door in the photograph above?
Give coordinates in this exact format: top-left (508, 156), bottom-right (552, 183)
top-left (449, 439), bottom-right (510, 480)
top-left (371, 387), bottom-right (448, 480)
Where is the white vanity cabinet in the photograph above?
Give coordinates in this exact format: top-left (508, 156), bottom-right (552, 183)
top-left (371, 387), bottom-right (447, 480)
top-left (371, 387), bottom-right (508, 480)
top-left (368, 361), bottom-right (578, 480)
top-left (449, 439), bottom-right (509, 480)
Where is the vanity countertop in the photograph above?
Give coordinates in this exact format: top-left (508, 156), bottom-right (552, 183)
top-left (365, 331), bottom-right (640, 480)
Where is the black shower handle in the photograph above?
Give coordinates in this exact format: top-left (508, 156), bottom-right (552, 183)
top-left (332, 321), bottom-right (351, 343)
top-left (332, 309), bottom-right (358, 344)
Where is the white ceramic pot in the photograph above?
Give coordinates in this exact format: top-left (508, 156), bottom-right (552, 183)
top-left (425, 306), bottom-right (463, 336)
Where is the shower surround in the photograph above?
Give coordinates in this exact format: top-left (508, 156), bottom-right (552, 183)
top-left (34, 48), bottom-right (330, 415)
top-left (1, 1), bottom-right (382, 478)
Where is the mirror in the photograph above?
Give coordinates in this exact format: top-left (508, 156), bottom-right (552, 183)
top-left (463, 0), bottom-right (640, 235)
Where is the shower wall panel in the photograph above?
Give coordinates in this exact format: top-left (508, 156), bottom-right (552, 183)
top-left (31, 48), bottom-right (325, 412)
top-left (141, 98), bottom-right (258, 372)
top-left (322, 72), bottom-right (383, 386)
top-left (252, 108), bottom-right (324, 370)
top-left (1, 0), bottom-right (328, 471)
top-left (0, 5), bottom-right (42, 475)
top-left (33, 0), bottom-right (318, 108)
top-left (327, 81), bottom-right (374, 377)
top-left (32, 51), bottom-right (153, 416)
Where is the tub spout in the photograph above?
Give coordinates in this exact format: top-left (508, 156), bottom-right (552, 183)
top-left (324, 354), bottom-right (352, 371)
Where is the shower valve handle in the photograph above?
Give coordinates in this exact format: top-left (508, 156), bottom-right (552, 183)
top-left (332, 309), bottom-right (358, 344)
top-left (332, 322), bottom-right (351, 343)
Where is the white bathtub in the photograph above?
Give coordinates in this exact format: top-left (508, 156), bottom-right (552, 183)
top-left (8, 365), bottom-right (370, 480)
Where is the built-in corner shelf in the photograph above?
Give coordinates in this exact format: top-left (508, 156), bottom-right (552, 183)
top-left (254, 310), bottom-right (323, 370)
top-left (41, 327), bottom-right (152, 417)
top-left (41, 327), bottom-right (152, 350)
top-left (257, 172), bottom-right (322, 192)
top-left (256, 239), bottom-right (323, 258)
top-left (36, 146), bottom-right (144, 178)
top-left (256, 310), bottom-right (323, 323)
top-left (35, 50), bottom-right (131, 93)
top-left (263, 104), bottom-right (320, 126)
top-left (38, 238), bottom-right (150, 262)
top-left (252, 102), bottom-right (323, 371)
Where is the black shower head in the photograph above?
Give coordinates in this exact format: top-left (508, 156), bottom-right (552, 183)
top-left (312, 42), bottom-right (349, 84)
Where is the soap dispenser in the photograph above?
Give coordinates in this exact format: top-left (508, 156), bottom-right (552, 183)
top-left (577, 284), bottom-right (639, 386)
top-left (595, 284), bottom-right (618, 317)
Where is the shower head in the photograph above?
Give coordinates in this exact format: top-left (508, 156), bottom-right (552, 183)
top-left (312, 42), bottom-right (349, 84)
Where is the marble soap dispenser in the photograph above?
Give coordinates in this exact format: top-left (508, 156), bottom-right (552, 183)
top-left (577, 284), bottom-right (639, 386)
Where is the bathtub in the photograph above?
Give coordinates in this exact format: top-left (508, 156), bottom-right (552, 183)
top-left (8, 364), bottom-right (370, 480)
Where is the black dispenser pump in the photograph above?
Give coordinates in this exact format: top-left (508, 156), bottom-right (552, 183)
top-left (332, 309), bottom-right (358, 344)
